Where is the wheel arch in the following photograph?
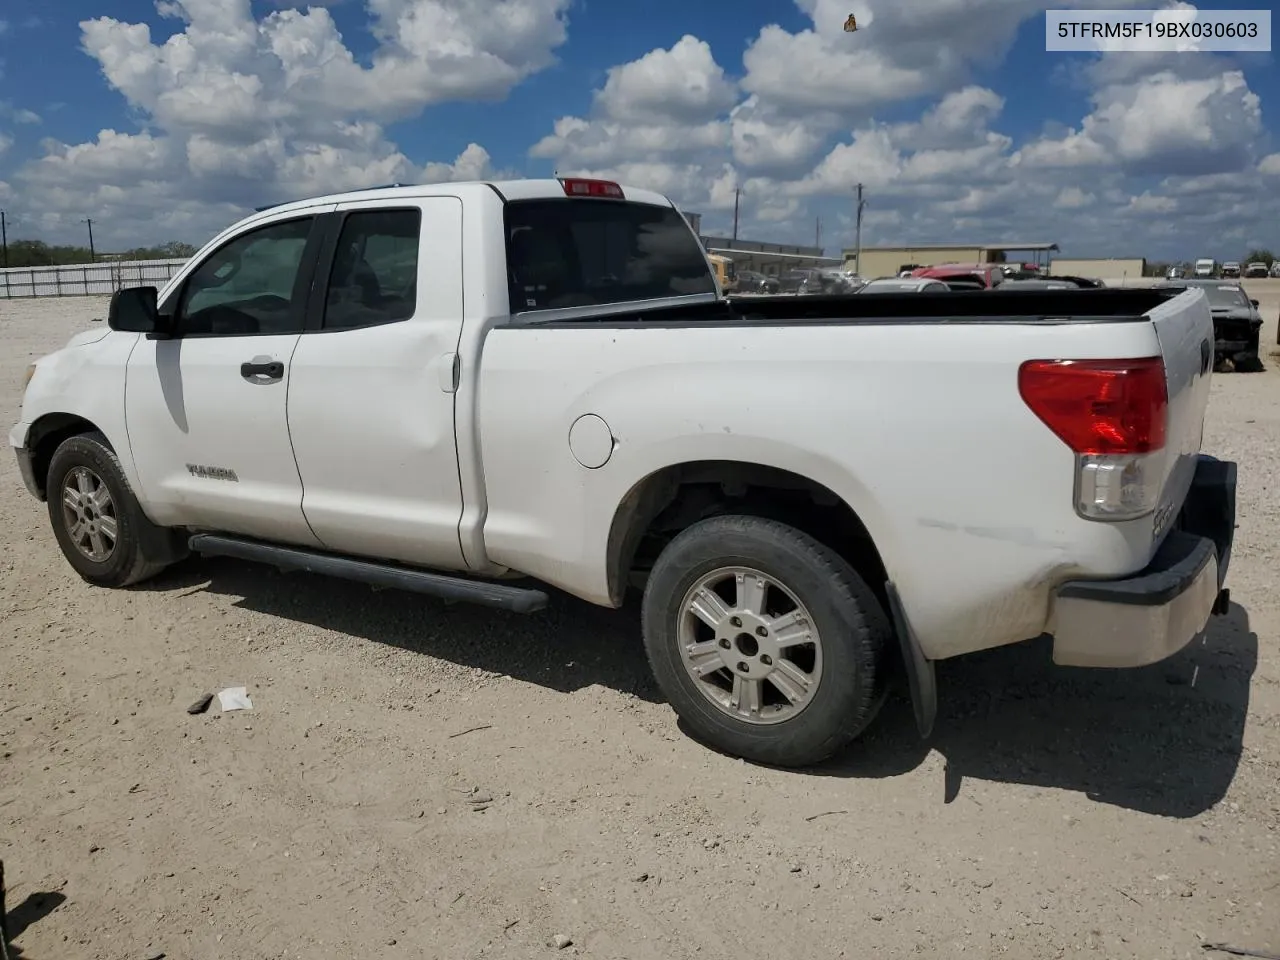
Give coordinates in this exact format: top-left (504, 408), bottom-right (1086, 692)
top-left (605, 459), bottom-right (890, 609)
top-left (24, 413), bottom-right (112, 501)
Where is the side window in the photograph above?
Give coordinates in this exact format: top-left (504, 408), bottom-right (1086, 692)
top-left (322, 209), bottom-right (421, 330)
top-left (176, 217), bottom-right (314, 336)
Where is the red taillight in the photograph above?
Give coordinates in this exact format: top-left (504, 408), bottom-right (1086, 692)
top-left (1018, 357), bottom-right (1167, 455)
top-left (560, 178), bottom-right (624, 199)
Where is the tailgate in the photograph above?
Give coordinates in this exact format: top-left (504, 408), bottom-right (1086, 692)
top-left (1148, 288), bottom-right (1215, 543)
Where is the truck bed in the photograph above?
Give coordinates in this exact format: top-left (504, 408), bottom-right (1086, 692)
top-left (520, 288), bottom-right (1184, 327)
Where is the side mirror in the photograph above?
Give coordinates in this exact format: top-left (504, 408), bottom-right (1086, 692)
top-left (1250, 299), bottom-right (1259, 307)
top-left (108, 286), bottom-right (160, 333)
top-left (109, 286), bottom-right (173, 338)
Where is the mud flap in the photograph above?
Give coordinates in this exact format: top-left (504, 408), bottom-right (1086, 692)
top-left (885, 581), bottom-right (937, 739)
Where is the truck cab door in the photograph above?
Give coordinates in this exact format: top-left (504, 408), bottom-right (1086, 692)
top-left (124, 210), bottom-right (332, 545)
top-left (286, 197), bottom-right (467, 570)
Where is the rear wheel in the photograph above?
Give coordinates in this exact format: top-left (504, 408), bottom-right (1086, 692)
top-left (641, 515), bottom-right (891, 767)
top-left (46, 432), bottom-right (176, 588)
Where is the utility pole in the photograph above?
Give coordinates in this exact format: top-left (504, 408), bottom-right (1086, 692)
top-left (83, 218), bottom-right (96, 262)
top-left (732, 188), bottom-right (740, 242)
top-left (1, 210), bottom-right (8, 268)
top-left (853, 183), bottom-right (866, 275)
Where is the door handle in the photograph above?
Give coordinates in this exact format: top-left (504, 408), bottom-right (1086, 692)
top-left (241, 360), bottom-right (284, 380)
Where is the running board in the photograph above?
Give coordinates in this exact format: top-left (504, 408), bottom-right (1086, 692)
top-left (187, 534), bottom-right (549, 614)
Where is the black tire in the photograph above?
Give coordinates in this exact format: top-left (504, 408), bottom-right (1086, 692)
top-left (641, 515), bottom-right (892, 767)
top-left (45, 432), bottom-right (176, 588)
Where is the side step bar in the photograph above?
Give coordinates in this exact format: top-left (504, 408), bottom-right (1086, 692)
top-left (187, 534), bottom-right (549, 614)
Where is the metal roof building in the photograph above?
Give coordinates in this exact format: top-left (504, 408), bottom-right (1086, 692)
top-left (841, 242), bottom-right (1060, 279)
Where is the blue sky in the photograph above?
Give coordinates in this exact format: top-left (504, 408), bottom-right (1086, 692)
top-left (0, 0), bottom-right (1276, 260)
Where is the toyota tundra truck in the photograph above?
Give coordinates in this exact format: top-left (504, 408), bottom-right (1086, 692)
top-left (11, 178), bottom-right (1237, 766)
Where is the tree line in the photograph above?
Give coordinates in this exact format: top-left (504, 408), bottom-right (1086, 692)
top-left (1, 239), bottom-right (198, 269)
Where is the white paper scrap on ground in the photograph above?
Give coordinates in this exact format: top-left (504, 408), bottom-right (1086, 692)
top-left (217, 686), bottom-right (253, 711)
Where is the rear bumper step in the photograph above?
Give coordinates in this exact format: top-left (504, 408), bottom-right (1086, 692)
top-left (188, 534), bottom-right (549, 614)
top-left (1049, 454), bottom-right (1237, 668)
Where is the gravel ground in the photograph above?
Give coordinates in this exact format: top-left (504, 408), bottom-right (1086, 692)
top-left (2, 290), bottom-right (1278, 960)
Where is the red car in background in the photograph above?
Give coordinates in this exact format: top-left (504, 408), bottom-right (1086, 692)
top-left (910, 263), bottom-right (1006, 290)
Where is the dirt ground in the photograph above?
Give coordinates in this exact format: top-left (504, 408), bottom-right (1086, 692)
top-left (2, 288), bottom-right (1278, 960)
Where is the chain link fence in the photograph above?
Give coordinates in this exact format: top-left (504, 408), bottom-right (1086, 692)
top-left (0, 258), bottom-right (190, 299)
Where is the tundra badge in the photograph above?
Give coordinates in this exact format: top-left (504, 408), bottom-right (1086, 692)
top-left (186, 464), bottom-right (239, 482)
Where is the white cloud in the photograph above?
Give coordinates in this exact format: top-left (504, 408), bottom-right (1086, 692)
top-left (529, 34), bottom-right (735, 176)
top-left (1054, 187), bottom-right (1095, 209)
top-left (10, 0), bottom-right (568, 245)
top-left (1260, 154), bottom-right (1280, 175)
top-left (0, 132), bottom-right (13, 156)
top-left (593, 35), bottom-right (736, 125)
top-left (1014, 70), bottom-right (1262, 175)
top-left (1126, 192), bottom-right (1178, 214)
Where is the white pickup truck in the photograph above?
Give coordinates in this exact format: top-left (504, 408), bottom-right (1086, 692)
top-left (11, 178), bottom-right (1237, 766)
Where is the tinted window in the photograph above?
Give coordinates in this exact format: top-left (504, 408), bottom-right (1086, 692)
top-left (177, 217), bottom-right (314, 335)
top-left (504, 199), bottom-right (715, 313)
top-left (323, 209), bottom-right (421, 330)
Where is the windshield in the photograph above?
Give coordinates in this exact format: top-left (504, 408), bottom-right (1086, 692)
top-left (504, 198), bottom-right (715, 314)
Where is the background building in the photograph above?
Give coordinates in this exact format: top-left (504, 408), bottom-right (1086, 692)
top-left (841, 242), bottom-right (1059, 279)
top-left (700, 236), bottom-right (840, 275)
top-left (1049, 257), bottom-right (1147, 281)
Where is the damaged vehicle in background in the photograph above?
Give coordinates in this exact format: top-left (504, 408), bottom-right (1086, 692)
top-left (800, 268), bottom-right (864, 295)
top-left (1243, 262), bottom-right (1269, 279)
top-left (857, 277), bottom-right (950, 293)
top-left (733, 269), bottom-right (781, 295)
top-left (1152, 279), bottom-right (1263, 372)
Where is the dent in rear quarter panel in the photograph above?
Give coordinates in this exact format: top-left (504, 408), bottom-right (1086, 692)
top-left (19, 331), bottom-right (143, 499)
top-left (477, 317), bottom-right (1173, 659)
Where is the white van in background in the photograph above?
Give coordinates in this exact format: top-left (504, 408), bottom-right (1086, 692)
top-left (1194, 258), bottom-right (1217, 278)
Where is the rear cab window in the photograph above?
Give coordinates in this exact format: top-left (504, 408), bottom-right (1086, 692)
top-left (503, 198), bottom-right (716, 315)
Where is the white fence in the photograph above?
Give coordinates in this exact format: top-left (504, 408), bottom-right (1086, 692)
top-left (0, 258), bottom-right (190, 299)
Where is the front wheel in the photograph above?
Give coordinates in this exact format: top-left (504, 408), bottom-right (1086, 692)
top-left (641, 515), bottom-right (892, 767)
top-left (46, 432), bottom-right (176, 588)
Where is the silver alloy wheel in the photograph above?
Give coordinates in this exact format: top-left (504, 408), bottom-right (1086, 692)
top-left (677, 566), bottom-right (823, 725)
top-left (61, 466), bottom-right (118, 563)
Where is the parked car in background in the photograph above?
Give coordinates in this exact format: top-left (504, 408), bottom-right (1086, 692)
top-left (1244, 262), bottom-right (1269, 278)
top-left (734, 269), bottom-right (780, 295)
top-left (1166, 264), bottom-right (1186, 280)
top-left (1152, 278), bottom-right (1262, 371)
top-left (1221, 261), bottom-right (1241, 278)
top-left (800, 268), bottom-right (861, 295)
top-left (993, 279), bottom-right (1082, 291)
top-left (1271, 261), bottom-right (1280, 278)
top-left (911, 264), bottom-right (1005, 290)
top-left (1194, 258), bottom-right (1216, 278)
top-left (857, 277), bottom-right (950, 293)
top-left (776, 270), bottom-right (813, 294)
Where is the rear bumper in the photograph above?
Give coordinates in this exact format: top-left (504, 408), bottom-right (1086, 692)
top-left (1050, 455), bottom-right (1236, 668)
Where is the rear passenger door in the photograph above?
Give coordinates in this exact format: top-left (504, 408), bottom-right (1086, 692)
top-left (287, 198), bottom-right (468, 570)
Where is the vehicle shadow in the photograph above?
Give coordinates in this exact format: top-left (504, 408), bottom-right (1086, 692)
top-left (4, 888), bottom-right (67, 955)
top-left (819, 602), bottom-right (1257, 818)
top-left (142, 560), bottom-right (1255, 818)
top-left (140, 557), bottom-right (662, 702)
